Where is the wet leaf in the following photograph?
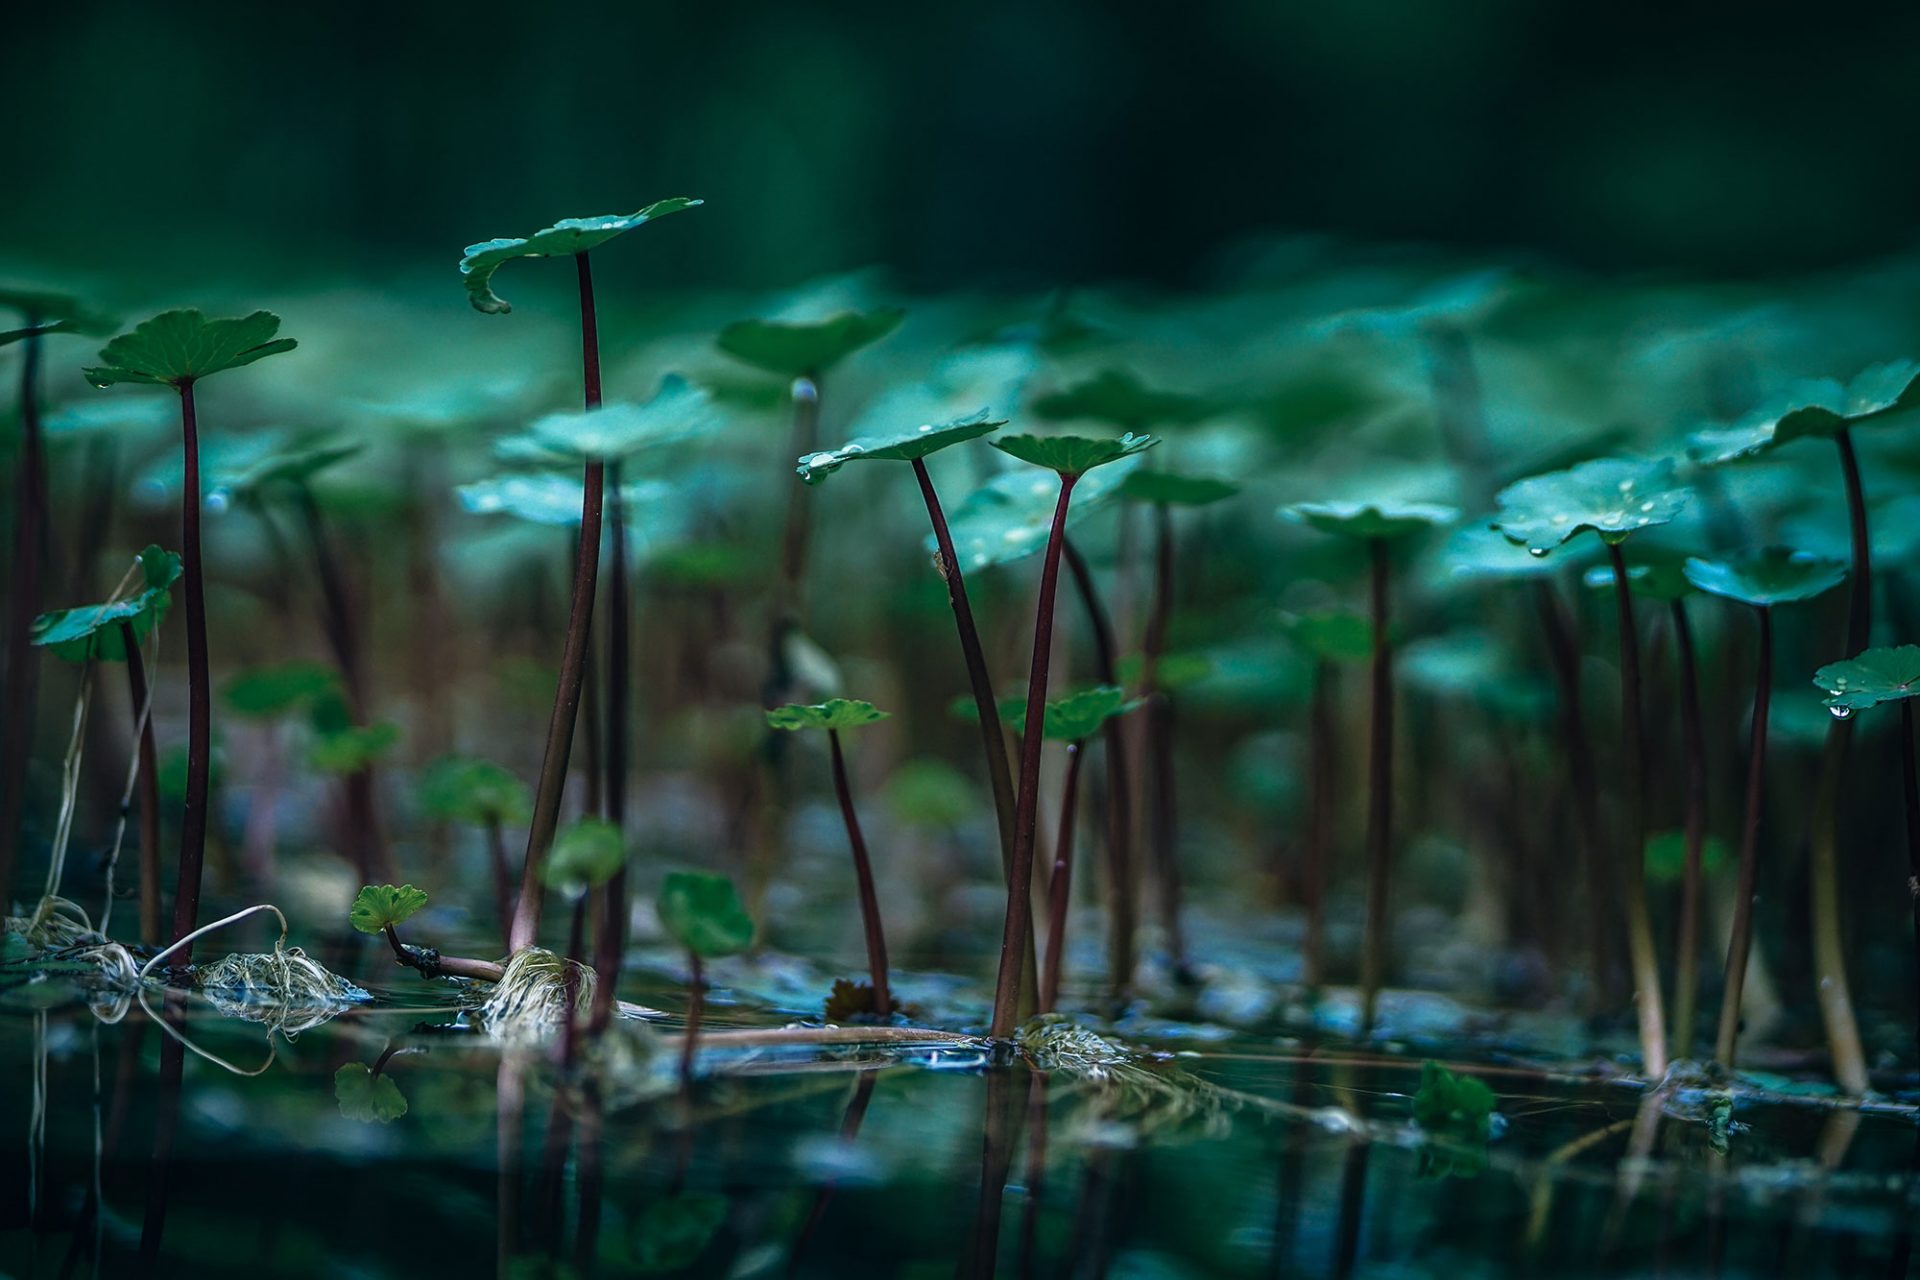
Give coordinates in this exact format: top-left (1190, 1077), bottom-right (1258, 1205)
top-left (1434, 523), bottom-right (1571, 583)
top-left (1682, 548), bottom-right (1846, 608)
top-left (999, 684), bottom-right (1140, 741)
top-left (541, 818), bottom-right (626, 897)
top-left (796, 409), bottom-right (1003, 484)
top-left (457, 472), bottom-right (675, 527)
top-left (716, 308), bottom-right (904, 377)
top-left (1117, 469), bottom-right (1239, 507)
top-left (1580, 555), bottom-right (1695, 601)
top-left (349, 884), bottom-right (429, 934)
top-left (937, 453), bottom-right (1145, 572)
top-left (1031, 369), bottom-right (1212, 432)
top-left (1412, 1060), bottom-right (1496, 1139)
top-left (334, 1062), bottom-right (407, 1123)
top-left (218, 438), bottom-right (363, 504)
top-left (0, 287), bottom-right (115, 343)
top-left (1283, 611), bottom-right (1374, 663)
top-left (765, 698), bottom-right (888, 733)
top-left (417, 756), bottom-right (531, 827)
top-left (629, 1192), bottom-right (727, 1272)
top-left (308, 721), bottom-right (401, 775)
top-left (1812, 644), bottom-right (1920, 714)
top-left (1688, 361), bottom-right (1920, 465)
top-left (84, 309), bottom-right (296, 387)
top-left (495, 375), bottom-right (720, 463)
top-left (1644, 830), bottom-right (1730, 883)
top-left (657, 872), bottom-right (754, 959)
top-left (990, 431), bottom-right (1158, 477)
top-left (1283, 499), bottom-right (1457, 541)
top-left (459, 199), bottom-right (702, 314)
top-left (221, 661), bottom-right (340, 719)
top-left (1491, 456), bottom-right (1688, 554)
top-left (30, 545), bottom-right (180, 662)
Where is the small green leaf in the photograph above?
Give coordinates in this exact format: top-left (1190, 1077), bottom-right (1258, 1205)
top-left (629, 1192), bottom-right (727, 1273)
top-left (1283, 611), bottom-right (1374, 663)
top-left (1688, 361), bottom-right (1920, 465)
top-left (417, 756), bottom-right (531, 827)
top-left (716, 308), bottom-right (904, 377)
top-left (882, 760), bottom-right (977, 828)
top-left (1435, 523), bottom-right (1572, 583)
top-left (221, 661), bottom-right (340, 719)
top-left (765, 698), bottom-right (888, 733)
top-left (0, 286), bottom-right (115, 342)
top-left (1283, 499), bottom-right (1457, 541)
top-left (1412, 1060), bottom-right (1496, 1139)
top-left (1645, 830), bottom-right (1730, 884)
top-left (218, 438), bottom-right (363, 505)
top-left (1492, 457), bottom-right (1689, 554)
top-left (308, 721), bottom-right (401, 775)
top-left (458, 472), bottom-right (670, 527)
top-left (989, 431), bottom-right (1158, 478)
top-left (542, 818), bottom-right (626, 897)
top-left (1813, 645), bottom-right (1920, 714)
top-left (84, 309), bottom-right (295, 387)
top-left (31, 545), bottom-right (181, 662)
top-left (797, 410), bottom-right (1004, 484)
top-left (334, 1062), bottom-right (408, 1123)
top-left (349, 884), bottom-right (429, 934)
top-left (1116, 650), bottom-right (1214, 691)
top-left (495, 375), bottom-right (720, 464)
top-left (1581, 555), bottom-right (1695, 601)
top-left (999, 684), bottom-right (1140, 741)
top-left (937, 455), bottom-right (1146, 572)
top-left (1031, 369), bottom-right (1212, 432)
top-left (1683, 548), bottom-right (1846, 608)
top-left (460, 200), bottom-right (702, 314)
top-left (657, 871), bottom-right (755, 958)
top-left (1118, 469), bottom-right (1239, 507)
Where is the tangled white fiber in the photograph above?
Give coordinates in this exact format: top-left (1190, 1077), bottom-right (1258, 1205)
top-left (480, 947), bottom-right (595, 1041)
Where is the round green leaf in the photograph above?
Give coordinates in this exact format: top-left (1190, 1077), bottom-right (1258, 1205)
top-left (1283, 611), bottom-right (1374, 663)
top-left (460, 199), bottom-right (702, 315)
top-left (1434, 523), bottom-right (1572, 583)
top-left (417, 756), bottom-right (531, 827)
top-left (1682, 547), bottom-right (1846, 607)
top-left (219, 438), bottom-right (363, 506)
top-left (1688, 361), bottom-right (1920, 466)
top-left (84, 309), bottom-right (296, 387)
top-left (542, 818), bottom-right (626, 897)
top-left (882, 760), bottom-right (977, 828)
top-left (1031, 369), bottom-right (1212, 432)
top-left (31, 545), bottom-right (180, 663)
top-left (495, 375), bottom-right (719, 463)
top-left (1412, 1060), bottom-right (1496, 1140)
top-left (989, 431), bottom-right (1158, 478)
top-left (657, 871), bottom-right (755, 958)
top-left (1116, 650), bottom-right (1214, 691)
top-left (1118, 469), bottom-right (1239, 507)
top-left (765, 698), bottom-right (888, 733)
top-left (796, 410), bottom-right (1004, 485)
top-left (716, 308), bottom-right (904, 377)
top-left (457, 472), bottom-right (677, 528)
top-left (309, 721), bottom-right (401, 775)
top-left (936, 454), bottom-right (1145, 572)
top-left (334, 1062), bottom-right (408, 1123)
top-left (1813, 645), bottom-right (1920, 714)
top-left (1492, 457), bottom-right (1689, 554)
top-left (999, 684), bottom-right (1139, 741)
top-left (1283, 499), bottom-right (1457, 541)
top-left (349, 883), bottom-right (429, 934)
top-left (222, 661), bottom-right (340, 719)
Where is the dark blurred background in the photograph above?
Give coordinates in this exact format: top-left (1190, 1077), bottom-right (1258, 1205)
top-left (7, 1), bottom-right (1920, 293)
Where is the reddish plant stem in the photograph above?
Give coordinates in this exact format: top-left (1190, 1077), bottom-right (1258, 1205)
top-left (168, 380), bottom-right (211, 965)
top-left (1303, 660), bottom-right (1336, 988)
top-left (1060, 535), bottom-right (1137, 1005)
top-left (789, 1070), bottom-right (879, 1267)
top-left (1900, 699), bottom-right (1920, 1066)
top-left (1715, 605), bottom-right (1772, 1067)
top-left (1143, 501), bottom-right (1190, 979)
top-left (508, 251), bottom-right (606, 952)
top-left (485, 815), bottom-right (512, 948)
top-left (1359, 537), bottom-right (1395, 1034)
top-left (0, 326), bottom-right (45, 911)
top-left (1534, 578), bottom-right (1613, 1008)
top-left (1670, 597), bottom-right (1708, 1060)
top-left (590, 459), bottom-right (632, 1034)
top-left (122, 622), bottom-right (163, 947)
top-left (679, 951), bottom-right (705, 1090)
top-left (1039, 740), bottom-right (1086, 1012)
top-left (561, 894), bottom-right (588, 1066)
top-left (828, 726), bottom-right (891, 1016)
top-left (1607, 541), bottom-right (1669, 1078)
top-left (989, 474), bottom-right (1077, 1039)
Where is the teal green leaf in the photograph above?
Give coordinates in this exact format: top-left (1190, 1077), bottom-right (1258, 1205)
top-left (1283, 499), bottom-right (1457, 541)
top-left (765, 698), bottom-right (888, 732)
top-left (309, 721), bottom-right (401, 775)
top-left (30, 545), bottom-right (180, 663)
top-left (541, 818), bottom-right (626, 897)
top-left (990, 431), bottom-right (1158, 478)
top-left (1031, 369), bottom-right (1212, 432)
top-left (1645, 830), bottom-right (1730, 884)
top-left (1688, 361), bottom-right (1920, 465)
top-left (459, 199), bottom-right (702, 314)
top-left (882, 760), bottom-right (978, 828)
top-left (1283, 611), bottom-right (1374, 663)
top-left (221, 661), bottom-right (340, 719)
top-left (1813, 645), bottom-right (1920, 714)
top-left (1116, 650), bottom-right (1214, 691)
top-left (937, 454), bottom-right (1145, 572)
top-left (84, 309), bottom-right (296, 387)
top-left (1492, 457), bottom-right (1689, 554)
top-left (1118, 469), bottom-right (1239, 507)
top-left (457, 472), bottom-right (676, 528)
top-left (999, 684), bottom-right (1140, 741)
top-left (334, 1062), bottom-right (408, 1123)
top-left (629, 1192), bottom-right (727, 1273)
top-left (796, 410), bottom-right (1004, 484)
top-left (0, 287), bottom-right (115, 342)
top-left (220, 438), bottom-right (363, 505)
top-left (716, 308), bottom-right (904, 377)
top-left (1682, 548), bottom-right (1846, 608)
top-left (349, 883), bottom-right (429, 934)
top-left (657, 871), bottom-right (755, 958)
top-left (1581, 554), bottom-right (1695, 601)
top-left (1435, 523), bottom-right (1572, 583)
top-left (417, 756), bottom-right (531, 827)
top-left (495, 375), bottom-right (719, 463)
top-left (1412, 1060), bottom-right (1496, 1139)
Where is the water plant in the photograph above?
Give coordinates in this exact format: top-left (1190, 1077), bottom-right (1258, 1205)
top-left (417, 756), bottom-right (533, 944)
top-left (766, 698), bottom-right (895, 1017)
top-left (351, 883), bottom-right (504, 984)
top-left (1683, 548), bottom-right (1846, 1067)
top-left (1283, 499), bottom-right (1457, 1033)
top-left (84, 309), bottom-right (297, 963)
top-left (656, 870), bottom-right (755, 1083)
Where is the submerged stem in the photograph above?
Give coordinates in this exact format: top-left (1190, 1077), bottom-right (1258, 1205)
top-left (1040, 741), bottom-right (1086, 1013)
top-left (1359, 537), bottom-right (1394, 1034)
top-left (169, 380), bottom-right (211, 967)
top-left (1671, 598), bottom-right (1707, 1061)
top-left (1714, 605), bottom-right (1772, 1067)
top-left (829, 727), bottom-right (891, 1016)
top-left (1607, 541), bottom-right (1668, 1078)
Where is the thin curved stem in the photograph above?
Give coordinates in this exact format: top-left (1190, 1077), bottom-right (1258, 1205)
top-left (1040, 741), bottom-right (1085, 1012)
top-left (169, 380), bottom-right (211, 967)
top-left (122, 625), bottom-right (163, 948)
top-left (1714, 605), bottom-right (1771, 1067)
top-left (829, 727), bottom-right (891, 1016)
top-left (590, 458), bottom-right (631, 1034)
top-left (1670, 598), bottom-right (1707, 1060)
top-left (1607, 542), bottom-right (1668, 1078)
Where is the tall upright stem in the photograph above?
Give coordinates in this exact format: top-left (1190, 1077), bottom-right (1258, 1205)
top-left (678, 951), bottom-right (705, 1090)
top-left (1671, 598), bottom-right (1707, 1060)
top-left (1, 327), bottom-right (46, 911)
top-left (1607, 541), bottom-right (1668, 1077)
top-left (1809, 427), bottom-right (1872, 1093)
top-left (1899, 699), bottom-right (1920, 1066)
top-left (1534, 579), bottom-right (1613, 1007)
top-left (169, 381), bottom-right (211, 963)
top-left (773, 372), bottom-right (822, 665)
top-left (590, 460), bottom-right (630, 1033)
top-left (1060, 535), bottom-right (1137, 1004)
top-left (1143, 502), bottom-right (1190, 978)
top-left (508, 251), bottom-right (605, 952)
top-left (828, 727), bottom-right (891, 1016)
top-left (1040, 741), bottom-right (1086, 1012)
top-left (1714, 605), bottom-right (1772, 1067)
top-left (1359, 537), bottom-right (1395, 1033)
top-left (123, 625), bottom-right (163, 947)
top-left (990, 475), bottom-right (1077, 1039)
top-left (1303, 661), bottom-right (1336, 988)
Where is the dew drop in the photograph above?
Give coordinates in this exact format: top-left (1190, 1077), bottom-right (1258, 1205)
top-left (1527, 547), bottom-right (1550, 559)
top-left (1829, 704), bottom-right (1855, 720)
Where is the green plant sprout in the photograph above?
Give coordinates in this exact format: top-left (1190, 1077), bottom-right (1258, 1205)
top-left (1689, 361), bottom-right (1920, 1095)
top-left (460, 199), bottom-right (701, 959)
top-left (983, 431), bottom-right (1157, 1038)
top-left (1119, 468), bottom-right (1238, 982)
top-left (417, 756), bottom-right (533, 945)
top-left (657, 870), bottom-right (755, 1085)
top-left (766, 698), bottom-right (895, 1018)
top-left (1495, 457), bottom-right (1689, 1077)
top-left (1284, 499), bottom-right (1457, 1034)
top-left (1684, 549), bottom-right (1846, 1068)
top-left (84, 309), bottom-right (297, 966)
top-left (351, 883), bottom-right (504, 984)
top-left (1813, 643), bottom-right (1920, 1065)
top-left (1411, 1060), bottom-right (1497, 1180)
